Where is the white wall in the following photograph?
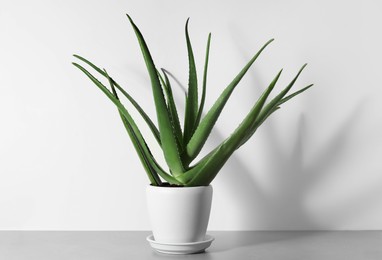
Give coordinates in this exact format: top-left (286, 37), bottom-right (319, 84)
top-left (1, 0), bottom-right (382, 230)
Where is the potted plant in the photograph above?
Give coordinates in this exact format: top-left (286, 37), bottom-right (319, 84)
top-left (72, 14), bottom-right (313, 254)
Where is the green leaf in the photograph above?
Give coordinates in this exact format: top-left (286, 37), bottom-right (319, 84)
top-left (238, 70), bottom-right (313, 148)
top-left (158, 69), bottom-right (184, 152)
top-left (195, 33), bottom-right (212, 129)
top-left (74, 63), bottom-right (161, 185)
top-left (237, 106), bottom-right (281, 149)
top-left (73, 54), bottom-right (161, 146)
top-left (178, 69), bottom-right (282, 186)
top-left (254, 64), bottom-right (308, 128)
top-left (278, 84), bottom-right (313, 106)
top-left (127, 14), bottom-right (185, 176)
top-left (184, 39), bottom-right (274, 164)
top-left (117, 109), bottom-right (162, 185)
top-left (107, 71), bottom-right (185, 186)
top-left (116, 105), bottom-right (183, 185)
top-left (183, 18), bottom-right (199, 146)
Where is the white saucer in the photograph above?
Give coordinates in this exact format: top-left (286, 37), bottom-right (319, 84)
top-left (146, 234), bottom-right (214, 255)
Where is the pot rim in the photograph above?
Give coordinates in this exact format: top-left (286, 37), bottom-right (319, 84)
top-left (147, 184), bottom-right (212, 190)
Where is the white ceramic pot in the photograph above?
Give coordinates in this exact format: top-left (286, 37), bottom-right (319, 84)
top-left (146, 185), bottom-right (213, 244)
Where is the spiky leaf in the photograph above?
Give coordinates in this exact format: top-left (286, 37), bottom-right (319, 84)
top-left (157, 69), bottom-right (183, 151)
top-left (127, 14), bottom-right (185, 176)
top-left (183, 18), bottom-right (199, 145)
top-left (73, 63), bottom-right (162, 185)
top-left (73, 54), bottom-right (161, 146)
top-left (184, 39), bottom-right (274, 163)
top-left (195, 33), bottom-right (212, 129)
top-left (178, 69), bottom-right (282, 185)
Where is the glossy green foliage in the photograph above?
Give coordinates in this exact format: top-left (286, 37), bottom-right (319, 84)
top-left (73, 15), bottom-right (313, 186)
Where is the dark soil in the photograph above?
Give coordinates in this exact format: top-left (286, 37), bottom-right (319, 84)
top-left (153, 183), bottom-right (184, 188)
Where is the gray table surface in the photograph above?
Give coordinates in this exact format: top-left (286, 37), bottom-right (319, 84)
top-left (1, 231), bottom-right (382, 260)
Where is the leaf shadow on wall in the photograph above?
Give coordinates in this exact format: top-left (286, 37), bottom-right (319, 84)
top-left (161, 66), bottom-right (382, 253)
top-left (207, 27), bottom-right (382, 252)
top-left (209, 101), bottom-right (374, 253)
top-left (212, 26), bottom-right (382, 253)
top-left (158, 37), bottom-right (382, 254)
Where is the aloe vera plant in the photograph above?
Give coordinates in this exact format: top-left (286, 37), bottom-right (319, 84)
top-left (72, 15), bottom-right (313, 187)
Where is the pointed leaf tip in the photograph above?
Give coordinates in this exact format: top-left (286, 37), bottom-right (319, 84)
top-left (185, 18), bottom-right (191, 33)
top-left (126, 14), bottom-right (135, 25)
top-left (264, 38), bottom-right (274, 45)
top-left (277, 69), bottom-right (284, 80)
